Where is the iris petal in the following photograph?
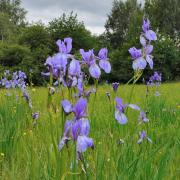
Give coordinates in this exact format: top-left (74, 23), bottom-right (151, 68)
top-left (146, 55), bottom-right (153, 69)
top-left (89, 64), bottom-right (101, 79)
top-left (115, 111), bottom-right (127, 125)
top-left (132, 57), bottom-right (147, 70)
top-left (61, 100), bottom-right (73, 114)
top-left (77, 136), bottom-right (94, 153)
top-left (99, 60), bottom-right (111, 73)
top-left (145, 30), bottom-right (157, 41)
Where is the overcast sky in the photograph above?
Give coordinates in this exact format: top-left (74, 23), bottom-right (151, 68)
top-left (21, 0), bottom-right (115, 35)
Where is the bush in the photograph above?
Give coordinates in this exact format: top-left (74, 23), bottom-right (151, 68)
top-left (0, 43), bottom-right (32, 70)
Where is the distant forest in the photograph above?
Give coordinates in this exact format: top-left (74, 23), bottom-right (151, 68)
top-left (0, 0), bottom-right (180, 85)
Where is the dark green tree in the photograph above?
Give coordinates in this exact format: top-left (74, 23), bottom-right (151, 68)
top-left (144, 0), bottom-right (180, 38)
top-left (18, 24), bottom-right (52, 85)
top-left (48, 12), bottom-right (98, 52)
top-left (105, 0), bottom-right (143, 48)
top-left (0, 43), bottom-right (33, 74)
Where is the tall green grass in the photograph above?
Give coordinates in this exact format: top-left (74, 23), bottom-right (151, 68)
top-left (0, 83), bottom-right (180, 179)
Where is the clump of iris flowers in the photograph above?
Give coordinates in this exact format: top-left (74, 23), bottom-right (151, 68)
top-left (42, 38), bottom-right (111, 90)
top-left (59, 98), bottom-right (94, 160)
top-left (147, 71), bottom-right (162, 96)
top-left (114, 97), bottom-right (140, 125)
top-left (0, 70), bottom-right (27, 90)
top-left (129, 18), bottom-right (157, 70)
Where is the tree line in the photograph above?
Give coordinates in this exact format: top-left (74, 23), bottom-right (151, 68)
top-left (0, 0), bottom-right (180, 85)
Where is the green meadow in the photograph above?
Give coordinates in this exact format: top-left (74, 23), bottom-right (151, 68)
top-left (1, 82), bottom-right (180, 180)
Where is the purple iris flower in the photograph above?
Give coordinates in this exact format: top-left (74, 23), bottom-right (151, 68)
top-left (77, 76), bottom-right (84, 96)
top-left (0, 70), bottom-right (27, 90)
top-left (5, 80), bottom-right (12, 89)
top-left (112, 82), bottom-right (119, 92)
top-left (61, 100), bottom-right (73, 114)
top-left (129, 18), bottom-right (157, 70)
top-left (56, 37), bottom-right (72, 54)
top-left (128, 47), bottom-right (147, 70)
top-left (142, 19), bottom-right (157, 41)
top-left (140, 35), bottom-right (146, 47)
top-left (18, 71), bottom-right (27, 79)
top-left (115, 97), bottom-right (128, 125)
top-left (43, 38), bottom-right (72, 79)
top-left (144, 45), bottom-right (154, 69)
top-left (77, 135), bottom-right (94, 153)
top-left (80, 49), bottom-right (101, 79)
top-left (61, 98), bottom-right (87, 119)
top-left (129, 45), bottom-right (154, 70)
top-left (22, 89), bottom-right (32, 108)
top-left (128, 104), bottom-right (141, 111)
top-left (63, 120), bottom-right (73, 137)
top-left (32, 112), bottom-right (39, 120)
top-left (149, 71), bottom-right (162, 85)
top-left (80, 49), bottom-right (95, 65)
top-left (72, 118), bottom-right (90, 141)
top-left (58, 120), bottom-right (72, 150)
top-left (137, 130), bottom-right (152, 144)
top-left (68, 59), bottom-right (81, 76)
top-left (115, 97), bottom-right (140, 125)
top-left (0, 78), bottom-right (7, 86)
top-left (58, 117), bottom-right (93, 157)
top-left (129, 47), bottom-right (142, 59)
top-left (98, 48), bottom-right (111, 73)
top-left (73, 98), bottom-right (87, 119)
top-left (53, 53), bottom-right (68, 72)
top-left (139, 111), bottom-right (149, 123)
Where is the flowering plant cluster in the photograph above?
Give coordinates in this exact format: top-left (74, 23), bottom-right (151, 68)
top-left (0, 70), bottom-right (27, 89)
top-left (59, 98), bottom-right (94, 159)
top-left (146, 71), bottom-right (162, 96)
top-left (0, 18), bottom-right (160, 173)
top-left (42, 38), bottom-right (112, 161)
top-left (129, 19), bottom-right (157, 70)
top-left (0, 70), bottom-right (39, 120)
top-left (42, 37), bottom-right (111, 88)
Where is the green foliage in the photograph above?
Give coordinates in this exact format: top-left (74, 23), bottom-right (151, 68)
top-left (0, 0), bottom-right (179, 84)
top-left (153, 35), bottom-right (180, 81)
top-left (0, 43), bottom-right (32, 71)
top-left (144, 0), bottom-right (180, 38)
top-left (104, 0), bottom-right (180, 82)
top-left (48, 12), bottom-right (98, 52)
top-left (105, 0), bottom-right (143, 48)
top-left (109, 46), bottom-right (133, 83)
top-left (0, 0), bottom-right (26, 25)
top-left (0, 12), bottom-right (17, 42)
top-left (18, 24), bottom-right (53, 85)
top-left (19, 24), bottom-right (52, 51)
top-left (0, 83), bottom-right (180, 179)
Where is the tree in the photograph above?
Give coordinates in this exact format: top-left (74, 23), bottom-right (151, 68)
top-left (0, 12), bottom-right (16, 42)
top-left (0, 43), bottom-right (33, 72)
top-left (105, 0), bottom-right (143, 48)
top-left (48, 12), bottom-right (98, 53)
top-left (19, 24), bottom-right (52, 51)
top-left (0, 0), bottom-right (26, 25)
top-left (144, 0), bottom-right (180, 38)
top-left (18, 24), bottom-right (52, 85)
